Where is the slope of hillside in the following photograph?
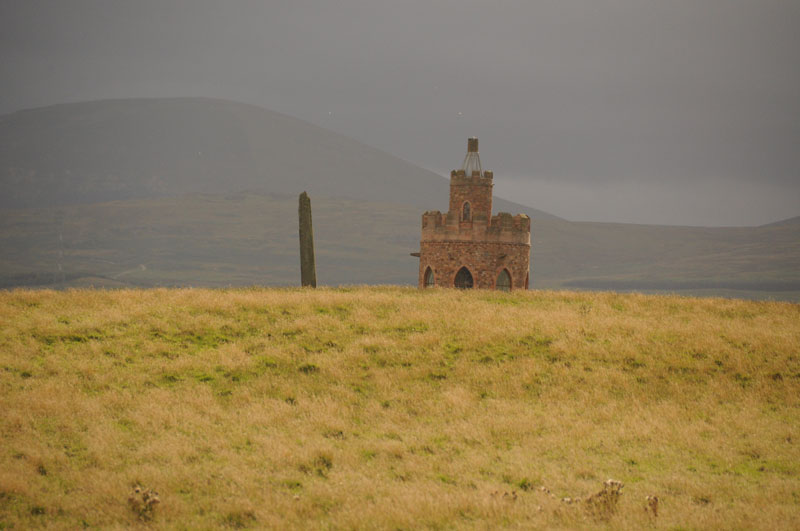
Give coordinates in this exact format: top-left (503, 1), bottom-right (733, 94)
top-left (0, 98), bottom-right (555, 219)
top-left (1, 287), bottom-right (798, 528)
top-left (535, 219), bottom-right (800, 292)
top-left (1, 194), bottom-right (798, 300)
top-left (763, 215), bottom-right (800, 228)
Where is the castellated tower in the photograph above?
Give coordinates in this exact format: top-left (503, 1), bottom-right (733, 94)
top-left (416, 138), bottom-right (531, 290)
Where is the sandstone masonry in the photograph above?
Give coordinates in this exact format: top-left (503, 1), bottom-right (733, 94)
top-left (416, 138), bottom-right (531, 290)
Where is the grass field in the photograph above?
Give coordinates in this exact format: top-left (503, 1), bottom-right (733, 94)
top-left (1, 287), bottom-right (799, 529)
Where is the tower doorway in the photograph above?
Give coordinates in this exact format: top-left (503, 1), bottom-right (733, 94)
top-left (454, 267), bottom-right (474, 289)
top-left (424, 267), bottom-right (435, 288)
top-left (496, 269), bottom-right (511, 291)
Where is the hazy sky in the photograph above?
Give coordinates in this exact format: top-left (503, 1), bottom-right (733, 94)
top-left (1, 0), bottom-right (798, 226)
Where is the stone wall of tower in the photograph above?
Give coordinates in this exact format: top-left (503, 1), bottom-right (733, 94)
top-left (419, 209), bottom-right (531, 290)
top-left (448, 170), bottom-right (494, 222)
top-left (418, 240), bottom-right (530, 290)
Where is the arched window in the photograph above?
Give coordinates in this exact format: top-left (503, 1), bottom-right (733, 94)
top-left (424, 267), bottom-right (435, 288)
top-left (461, 202), bottom-right (471, 221)
top-left (525, 272), bottom-right (529, 290)
top-left (454, 267), bottom-right (474, 289)
top-left (496, 269), bottom-right (511, 292)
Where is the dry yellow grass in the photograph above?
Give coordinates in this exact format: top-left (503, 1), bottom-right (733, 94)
top-left (1, 286), bottom-right (798, 529)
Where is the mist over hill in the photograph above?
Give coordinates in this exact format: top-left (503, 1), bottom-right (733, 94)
top-left (1, 98), bottom-right (798, 299)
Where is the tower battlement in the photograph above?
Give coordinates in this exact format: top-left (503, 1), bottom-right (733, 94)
top-left (421, 210), bottom-right (530, 244)
top-left (449, 169), bottom-right (494, 184)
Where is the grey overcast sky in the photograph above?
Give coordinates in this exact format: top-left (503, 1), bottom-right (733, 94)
top-left (1, 0), bottom-right (798, 226)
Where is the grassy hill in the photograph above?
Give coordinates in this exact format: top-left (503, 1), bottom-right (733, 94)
top-left (1, 287), bottom-right (798, 528)
top-left (1, 98), bottom-right (798, 299)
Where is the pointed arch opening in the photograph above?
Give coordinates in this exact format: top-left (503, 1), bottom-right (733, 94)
top-left (525, 272), bottom-right (530, 290)
top-left (454, 267), bottom-right (474, 289)
top-left (424, 267), bottom-right (435, 288)
top-left (496, 269), bottom-right (512, 292)
top-left (461, 201), bottom-right (471, 221)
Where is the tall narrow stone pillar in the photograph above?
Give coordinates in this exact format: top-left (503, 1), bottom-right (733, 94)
top-left (298, 191), bottom-right (317, 288)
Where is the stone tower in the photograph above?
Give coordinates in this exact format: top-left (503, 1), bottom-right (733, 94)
top-left (415, 138), bottom-right (531, 290)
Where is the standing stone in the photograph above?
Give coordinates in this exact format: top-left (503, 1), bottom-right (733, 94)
top-left (298, 191), bottom-right (317, 288)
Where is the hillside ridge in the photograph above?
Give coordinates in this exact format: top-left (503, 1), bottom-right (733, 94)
top-left (0, 97), bottom-right (558, 220)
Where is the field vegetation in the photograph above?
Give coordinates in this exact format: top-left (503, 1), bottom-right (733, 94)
top-left (1, 287), bottom-right (799, 528)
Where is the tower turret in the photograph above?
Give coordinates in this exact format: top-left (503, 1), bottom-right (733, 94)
top-left (449, 137), bottom-right (493, 222)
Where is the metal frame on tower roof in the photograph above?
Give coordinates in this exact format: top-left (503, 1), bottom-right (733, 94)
top-left (461, 137), bottom-right (482, 175)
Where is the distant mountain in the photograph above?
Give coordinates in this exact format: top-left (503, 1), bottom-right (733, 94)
top-left (1, 98), bottom-right (797, 299)
top-left (0, 97), bottom-right (556, 219)
top-left (762, 216), bottom-right (800, 228)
